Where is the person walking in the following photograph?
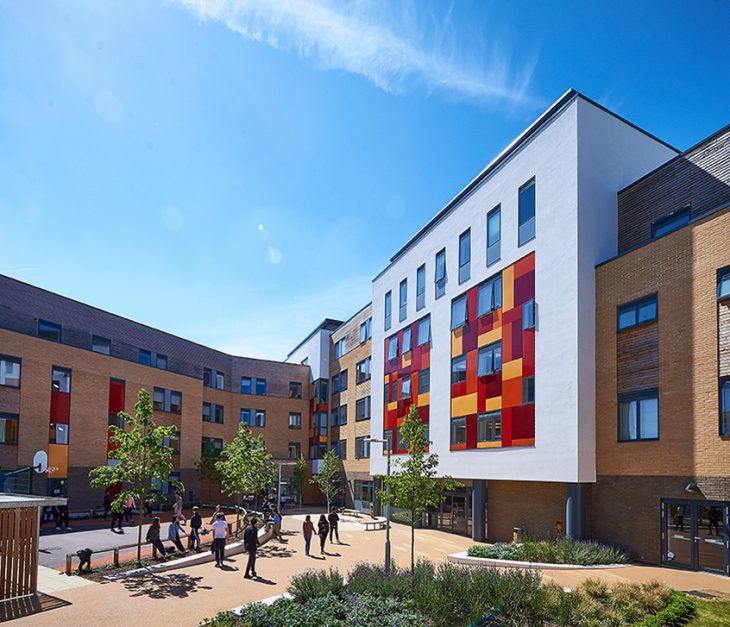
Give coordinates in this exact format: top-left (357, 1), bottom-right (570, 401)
top-left (174, 490), bottom-right (185, 522)
top-left (328, 506), bottom-right (340, 544)
top-left (272, 507), bottom-right (284, 541)
top-left (110, 505), bottom-right (124, 532)
top-left (189, 506), bottom-right (202, 551)
top-left (243, 516), bottom-right (260, 579)
top-left (103, 492), bottom-right (112, 519)
top-left (55, 498), bottom-right (70, 530)
top-left (302, 515), bottom-right (314, 556)
top-left (317, 514), bottom-right (329, 556)
top-left (123, 494), bottom-right (136, 525)
top-left (143, 492), bottom-right (154, 518)
top-left (211, 512), bottom-right (228, 567)
top-left (209, 504), bottom-right (222, 524)
top-left (168, 515), bottom-right (187, 554)
top-left (146, 517), bottom-right (167, 559)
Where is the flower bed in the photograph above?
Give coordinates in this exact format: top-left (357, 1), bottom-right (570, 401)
top-left (467, 537), bottom-right (630, 566)
top-left (200, 560), bottom-right (694, 626)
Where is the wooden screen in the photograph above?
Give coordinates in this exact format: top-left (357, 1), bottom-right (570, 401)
top-left (0, 507), bottom-right (38, 600)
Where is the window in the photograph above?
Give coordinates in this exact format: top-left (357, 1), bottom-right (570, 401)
top-left (384, 382), bottom-right (389, 405)
top-left (451, 356), bottom-right (467, 384)
top-left (618, 295), bottom-right (657, 330)
top-left (435, 248), bottom-right (447, 298)
top-left (156, 354), bottom-right (168, 370)
top-left (202, 402), bottom-right (224, 424)
top-left (204, 368), bottom-right (224, 389)
top-left (49, 423), bottom-right (69, 444)
top-left (339, 370), bottom-right (348, 391)
top-left (359, 318), bottom-right (372, 343)
top-left (203, 368), bottom-right (212, 387)
top-left (402, 327), bottom-right (412, 353)
top-left (335, 338), bottom-right (347, 359)
top-left (418, 368), bottom-right (430, 394)
top-left (487, 205), bottom-right (501, 266)
top-left (255, 378), bottom-right (267, 395)
top-left (451, 417), bottom-right (467, 445)
top-left (401, 376), bottom-right (411, 400)
top-left (215, 371), bottom-right (225, 390)
top-left (356, 396), bottom-right (371, 421)
top-left (356, 357), bottom-right (371, 383)
top-left (331, 373), bottom-right (340, 394)
top-left (38, 320), bottom-right (61, 342)
top-left (332, 405), bottom-right (347, 426)
top-left (651, 207), bottom-right (690, 239)
top-left (240, 408), bottom-right (251, 425)
top-left (289, 381), bottom-right (303, 398)
top-left (522, 299), bottom-right (535, 329)
top-left (477, 341), bottom-right (502, 376)
top-left (241, 377), bottom-right (252, 394)
top-left (288, 412), bottom-right (302, 429)
top-left (477, 411), bottom-right (501, 443)
top-left (170, 391), bottom-right (182, 413)
top-left (163, 433), bottom-right (180, 454)
top-left (718, 267), bottom-right (730, 300)
top-left (451, 294), bottom-right (468, 330)
top-left (720, 377), bottom-right (730, 436)
top-left (383, 429), bottom-right (393, 454)
top-left (288, 443), bottom-right (301, 459)
top-left (0, 413), bottom-right (19, 444)
top-left (518, 179), bottom-right (536, 245)
top-left (459, 229), bottom-right (471, 284)
top-left (51, 367), bottom-right (71, 393)
top-left (396, 427), bottom-right (406, 451)
top-left (417, 316), bottom-right (431, 347)
top-left (387, 335), bottom-right (399, 361)
top-left (254, 409), bottom-right (266, 427)
top-left (416, 264), bottom-right (426, 310)
top-left (399, 278), bottom-right (408, 321)
top-left (92, 335), bottom-right (111, 355)
top-left (330, 406), bottom-right (339, 426)
top-left (152, 387), bottom-right (182, 413)
top-left (354, 479), bottom-right (374, 502)
top-left (0, 356), bottom-right (21, 387)
top-left (138, 349), bottom-right (152, 366)
top-left (478, 273), bottom-right (502, 317)
top-left (153, 388), bottom-right (165, 411)
top-left (108, 411), bottom-right (124, 428)
top-left (618, 390), bottom-right (659, 441)
top-left (523, 376), bottom-right (535, 404)
top-left (384, 291), bottom-right (392, 331)
top-left (201, 437), bottom-right (223, 455)
top-left (355, 436), bottom-right (371, 459)
top-left (333, 439), bottom-right (347, 459)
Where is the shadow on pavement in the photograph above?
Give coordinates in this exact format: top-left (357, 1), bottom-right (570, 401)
top-left (253, 577), bottom-right (276, 585)
top-left (0, 593), bottom-right (70, 621)
top-left (258, 545), bottom-right (295, 559)
top-left (121, 572), bottom-right (212, 599)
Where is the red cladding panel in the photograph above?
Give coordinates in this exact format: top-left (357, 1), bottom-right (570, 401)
top-left (50, 391), bottom-right (71, 424)
top-left (466, 414), bottom-right (477, 449)
top-left (501, 407), bottom-right (513, 446)
top-left (512, 404), bottom-right (535, 439)
top-left (108, 379), bottom-right (125, 413)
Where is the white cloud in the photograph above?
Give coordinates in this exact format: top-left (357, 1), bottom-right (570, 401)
top-left (173, 0), bottom-right (537, 106)
top-left (266, 245), bottom-right (283, 263)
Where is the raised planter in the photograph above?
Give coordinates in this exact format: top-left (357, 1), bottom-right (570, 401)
top-left (448, 551), bottom-right (631, 571)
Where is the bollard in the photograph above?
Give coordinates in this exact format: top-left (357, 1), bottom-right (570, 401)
top-left (512, 527), bottom-right (523, 544)
top-left (113, 548), bottom-right (120, 567)
top-left (65, 554), bottom-right (72, 575)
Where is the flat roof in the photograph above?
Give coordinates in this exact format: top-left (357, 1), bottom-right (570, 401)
top-left (286, 318), bottom-right (343, 358)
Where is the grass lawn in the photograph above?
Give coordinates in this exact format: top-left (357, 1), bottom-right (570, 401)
top-left (690, 599), bottom-right (730, 626)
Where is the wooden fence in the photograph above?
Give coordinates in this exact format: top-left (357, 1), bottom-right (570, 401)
top-left (0, 507), bottom-right (38, 601)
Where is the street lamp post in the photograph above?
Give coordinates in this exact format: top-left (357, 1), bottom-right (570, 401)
top-left (368, 437), bottom-right (391, 575)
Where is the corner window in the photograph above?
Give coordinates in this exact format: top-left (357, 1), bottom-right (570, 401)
top-left (241, 377), bottom-right (252, 394)
top-left (356, 357), bottom-right (371, 383)
top-left (289, 381), bottom-right (303, 399)
top-left (518, 179), bottom-right (536, 245)
top-left (418, 369), bottom-right (430, 394)
top-left (451, 355), bottom-right (467, 384)
top-left (487, 205), bottom-right (501, 266)
top-left (618, 390), bottom-right (659, 441)
top-left (451, 417), bottom-right (467, 445)
top-left (417, 316), bottom-right (431, 347)
top-left (477, 341), bottom-right (502, 376)
top-left (435, 249), bottom-right (447, 299)
top-left (523, 376), bottom-right (535, 404)
top-left (384, 291), bottom-right (392, 331)
top-left (356, 396), bottom-right (371, 421)
top-left (651, 207), bottom-right (690, 239)
top-left (289, 412), bottom-right (302, 429)
top-left (718, 267), bottom-right (730, 301)
top-left (0, 356), bottom-right (21, 387)
top-left (0, 413), bottom-right (19, 444)
top-left (522, 299), bottom-right (536, 330)
top-left (451, 294), bottom-right (468, 330)
top-left (92, 335), bottom-right (111, 355)
top-left (402, 328), bottom-right (412, 353)
top-left (459, 229), bottom-right (471, 284)
top-left (359, 318), bottom-right (372, 343)
top-left (477, 273), bottom-right (502, 317)
top-left (38, 320), bottom-right (61, 342)
top-left (618, 295), bottom-right (657, 331)
top-left (387, 335), bottom-right (399, 361)
top-left (51, 367), bottom-right (72, 393)
top-left (720, 377), bottom-right (730, 437)
top-left (477, 411), bottom-right (501, 443)
top-left (255, 378), bottom-right (267, 395)
top-left (399, 279), bottom-right (408, 322)
top-left (416, 264), bottom-right (426, 310)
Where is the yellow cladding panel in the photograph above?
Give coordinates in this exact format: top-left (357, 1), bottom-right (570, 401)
top-left (485, 396), bottom-right (502, 411)
top-left (502, 264), bottom-right (514, 310)
top-left (418, 392), bottom-right (430, 407)
top-left (477, 441), bottom-right (502, 449)
top-left (451, 393), bottom-right (477, 417)
top-left (478, 327), bottom-right (502, 347)
top-left (401, 353), bottom-right (411, 369)
top-left (48, 444), bottom-right (69, 478)
top-left (387, 402), bottom-right (398, 412)
top-left (502, 358), bottom-right (523, 381)
top-left (451, 329), bottom-right (463, 358)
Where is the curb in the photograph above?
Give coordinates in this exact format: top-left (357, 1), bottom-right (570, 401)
top-left (447, 551), bottom-right (631, 570)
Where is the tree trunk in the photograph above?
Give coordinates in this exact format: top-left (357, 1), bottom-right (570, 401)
top-left (137, 491), bottom-right (144, 564)
top-left (410, 509), bottom-right (415, 573)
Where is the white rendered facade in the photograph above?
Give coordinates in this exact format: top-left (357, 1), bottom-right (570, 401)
top-left (370, 92), bottom-right (677, 484)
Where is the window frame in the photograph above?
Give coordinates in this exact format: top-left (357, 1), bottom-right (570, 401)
top-left (617, 294), bottom-right (658, 331)
top-left (38, 319), bottom-right (62, 342)
top-left (435, 248), bottom-right (447, 299)
top-left (387, 334), bottom-right (399, 361)
top-left (718, 266), bottom-right (730, 301)
top-left (241, 377), bottom-right (252, 394)
top-left (417, 316), bottom-right (431, 347)
top-left (477, 341), bottom-right (502, 377)
top-left (289, 381), bottom-right (303, 399)
top-left (451, 355), bottom-right (467, 385)
top-left (356, 357), bottom-right (371, 383)
top-left (720, 376), bottom-right (730, 437)
top-left (384, 291), bottom-right (392, 331)
top-left (523, 376), bottom-right (535, 404)
top-left (401, 376), bottom-right (412, 400)
top-left (458, 229), bottom-right (471, 284)
top-left (0, 355), bottom-right (21, 388)
top-left (618, 389), bottom-right (659, 442)
top-left (255, 378), bottom-right (267, 396)
top-left (477, 272), bottom-right (502, 318)
top-left (399, 278), bottom-right (408, 322)
top-left (518, 178), bottom-right (536, 246)
top-left (254, 409), bottom-right (266, 427)
top-left (416, 264), bottom-right (426, 310)
top-left (651, 207), bottom-right (690, 239)
top-left (451, 293), bottom-right (468, 330)
top-left (0, 412), bottom-right (19, 445)
top-left (356, 396), bottom-right (371, 421)
top-left (288, 412), bottom-right (302, 429)
top-left (359, 318), bottom-right (372, 344)
top-left (418, 368), bottom-right (430, 395)
top-left (450, 416), bottom-right (467, 446)
top-left (402, 327), bottom-right (412, 353)
top-left (522, 299), bottom-right (536, 330)
top-left (477, 411), bottom-right (502, 443)
top-left (138, 349), bottom-right (152, 366)
top-left (288, 442), bottom-right (301, 459)
top-left (51, 366), bottom-right (72, 393)
top-left (92, 335), bottom-right (111, 355)
top-left (487, 205), bottom-right (501, 266)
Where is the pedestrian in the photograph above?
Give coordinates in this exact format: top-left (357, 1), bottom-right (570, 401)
top-left (302, 515), bottom-right (314, 556)
top-left (243, 516), bottom-right (259, 579)
top-left (143, 492), bottom-right (154, 518)
top-left (168, 515), bottom-right (187, 554)
top-left (103, 492), bottom-right (111, 519)
top-left (261, 496), bottom-right (271, 521)
top-left (55, 498), bottom-right (70, 530)
top-left (174, 490), bottom-right (186, 522)
top-left (146, 517), bottom-right (167, 559)
top-left (272, 506), bottom-right (284, 541)
top-left (328, 506), bottom-right (340, 544)
top-left (211, 512), bottom-right (228, 567)
top-left (189, 506), bottom-right (202, 551)
top-left (209, 504), bottom-right (222, 525)
top-left (110, 505), bottom-right (124, 532)
top-left (123, 494), bottom-right (136, 525)
top-left (317, 514), bottom-right (329, 555)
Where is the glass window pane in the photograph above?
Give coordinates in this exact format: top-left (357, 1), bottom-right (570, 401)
top-left (417, 317), bottom-right (431, 346)
top-left (721, 379), bottom-right (730, 436)
top-left (639, 398), bottom-right (659, 439)
top-left (487, 207), bottom-right (501, 246)
top-left (451, 295), bottom-right (467, 330)
top-left (618, 310), bottom-right (635, 330)
top-left (619, 400), bottom-right (637, 441)
top-left (719, 269), bottom-right (730, 299)
top-left (518, 181), bottom-right (536, 246)
top-left (451, 356), bottom-right (467, 384)
top-left (387, 336), bottom-right (398, 360)
top-left (638, 301), bottom-right (657, 323)
top-left (402, 328), bottom-right (412, 353)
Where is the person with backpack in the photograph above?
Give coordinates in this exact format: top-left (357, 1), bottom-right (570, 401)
top-left (317, 514), bottom-right (329, 556)
top-left (211, 512), bottom-right (228, 567)
top-left (328, 506), bottom-right (340, 544)
top-left (146, 517), bottom-right (167, 559)
top-left (189, 506), bottom-right (202, 551)
top-left (302, 515), bottom-right (314, 556)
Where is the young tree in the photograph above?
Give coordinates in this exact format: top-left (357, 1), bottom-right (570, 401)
top-left (292, 456), bottom-right (308, 506)
top-left (310, 449), bottom-right (341, 512)
top-left (195, 440), bottom-right (223, 500)
top-left (215, 424), bottom-right (276, 533)
top-left (90, 389), bottom-right (182, 564)
top-left (378, 404), bottom-right (462, 572)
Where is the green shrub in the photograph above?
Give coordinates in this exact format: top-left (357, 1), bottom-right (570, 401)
top-left (199, 610), bottom-right (239, 627)
top-left (634, 591), bottom-right (695, 627)
top-left (287, 568), bottom-right (345, 603)
top-left (346, 560), bottom-right (435, 601)
top-left (467, 537), bottom-right (629, 566)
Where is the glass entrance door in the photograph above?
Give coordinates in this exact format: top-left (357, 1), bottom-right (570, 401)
top-left (697, 504), bottom-right (726, 573)
top-left (665, 503), bottom-right (693, 569)
top-left (439, 491), bottom-right (472, 536)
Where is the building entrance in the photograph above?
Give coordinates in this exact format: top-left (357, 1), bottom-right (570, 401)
top-left (661, 499), bottom-right (729, 576)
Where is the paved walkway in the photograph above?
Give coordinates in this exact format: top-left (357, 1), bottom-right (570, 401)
top-left (18, 515), bottom-right (730, 626)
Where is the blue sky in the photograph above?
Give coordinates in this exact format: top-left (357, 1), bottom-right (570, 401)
top-left (1, 0), bottom-right (728, 359)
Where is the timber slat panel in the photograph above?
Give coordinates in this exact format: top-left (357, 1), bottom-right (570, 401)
top-left (0, 507), bottom-right (38, 601)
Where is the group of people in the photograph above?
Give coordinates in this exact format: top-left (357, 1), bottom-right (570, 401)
top-left (105, 489), bottom-right (184, 533)
top-left (302, 507), bottom-right (341, 556)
